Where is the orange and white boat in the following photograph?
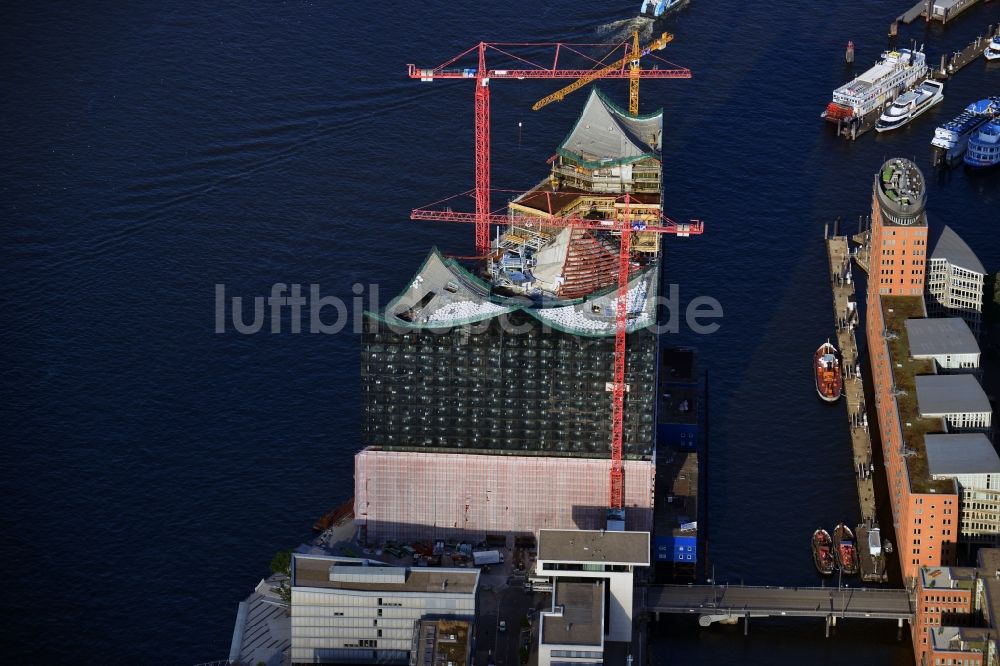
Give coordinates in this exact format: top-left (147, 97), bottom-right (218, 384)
top-left (815, 340), bottom-right (843, 402)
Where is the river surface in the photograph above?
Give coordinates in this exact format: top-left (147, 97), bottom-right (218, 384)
top-left (3, 1), bottom-right (999, 663)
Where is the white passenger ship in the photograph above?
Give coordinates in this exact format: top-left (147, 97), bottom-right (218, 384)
top-left (823, 48), bottom-right (928, 122)
top-left (875, 80), bottom-right (944, 132)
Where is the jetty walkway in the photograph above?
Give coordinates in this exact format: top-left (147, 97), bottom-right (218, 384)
top-left (645, 584), bottom-right (913, 635)
top-left (825, 232), bottom-right (876, 524)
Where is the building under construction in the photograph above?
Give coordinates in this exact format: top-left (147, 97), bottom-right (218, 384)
top-left (356, 88), bottom-right (670, 544)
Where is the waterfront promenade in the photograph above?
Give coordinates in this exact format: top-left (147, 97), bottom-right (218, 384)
top-left (824, 232), bottom-right (877, 526)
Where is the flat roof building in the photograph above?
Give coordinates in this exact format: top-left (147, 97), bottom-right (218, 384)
top-left (915, 374), bottom-right (992, 431)
top-left (866, 159), bottom-right (956, 589)
top-left (925, 433), bottom-right (1000, 479)
top-left (926, 434), bottom-right (1000, 548)
top-left (537, 529), bottom-right (650, 566)
top-left (539, 580), bottom-right (605, 666)
top-left (913, 549), bottom-right (1000, 665)
top-left (409, 619), bottom-right (471, 666)
top-left (535, 529), bottom-right (649, 650)
top-left (904, 318), bottom-right (980, 373)
top-left (290, 555), bottom-right (478, 665)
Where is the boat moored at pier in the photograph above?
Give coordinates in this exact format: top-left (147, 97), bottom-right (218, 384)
top-left (875, 80), bottom-right (944, 132)
top-left (812, 529), bottom-right (835, 575)
top-left (985, 35), bottom-right (1000, 61)
top-left (834, 523), bottom-right (859, 575)
top-left (814, 340), bottom-right (843, 402)
top-left (823, 49), bottom-right (928, 122)
top-left (931, 97), bottom-right (1000, 164)
top-left (964, 118), bottom-right (1000, 168)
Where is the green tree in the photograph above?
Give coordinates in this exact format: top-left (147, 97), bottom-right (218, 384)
top-left (270, 550), bottom-right (292, 605)
top-left (270, 550), bottom-right (292, 576)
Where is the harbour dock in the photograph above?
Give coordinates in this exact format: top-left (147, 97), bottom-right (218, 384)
top-left (929, 23), bottom-right (1000, 80)
top-left (825, 227), bottom-right (890, 583)
top-left (900, 0), bottom-right (981, 25)
top-left (837, 23), bottom-right (1000, 141)
top-left (823, 229), bottom-right (878, 528)
top-left (856, 523), bottom-right (889, 583)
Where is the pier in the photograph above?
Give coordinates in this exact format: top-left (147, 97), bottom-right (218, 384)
top-left (929, 23), bottom-right (1000, 80)
top-left (645, 584), bottom-right (913, 636)
top-left (900, 0), bottom-right (981, 25)
top-left (824, 227), bottom-right (890, 583)
top-left (838, 23), bottom-right (1000, 141)
top-left (824, 229), bottom-right (877, 526)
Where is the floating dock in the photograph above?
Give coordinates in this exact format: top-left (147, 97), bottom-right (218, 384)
top-left (856, 523), bottom-right (889, 583)
top-left (823, 230), bottom-right (877, 527)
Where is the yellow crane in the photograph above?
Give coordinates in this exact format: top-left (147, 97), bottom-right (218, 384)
top-left (531, 31), bottom-right (673, 115)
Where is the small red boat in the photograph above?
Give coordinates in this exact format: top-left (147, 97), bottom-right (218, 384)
top-left (834, 523), bottom-right (859, 575)
top-left (815, 340), bottom-right (843, 402)
top-left (812, 529), bottom-right (835, 575)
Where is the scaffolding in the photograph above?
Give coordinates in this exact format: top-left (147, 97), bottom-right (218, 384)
top-left (355, 447), bottom-right (655, 543)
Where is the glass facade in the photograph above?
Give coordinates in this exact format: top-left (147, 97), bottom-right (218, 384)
top-left (361, 311), bottom-right (656, 459)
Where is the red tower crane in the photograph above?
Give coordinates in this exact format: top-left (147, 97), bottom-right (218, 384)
top-left (408, 39), bottom-right (691, 255)
top-left (407, 39), bottom-right (700, 516)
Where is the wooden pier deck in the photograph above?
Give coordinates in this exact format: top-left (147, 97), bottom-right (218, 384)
top-left (929, 24), bottom-right (1000, 80)
top-left (824, 232), bottom-right (877, 529)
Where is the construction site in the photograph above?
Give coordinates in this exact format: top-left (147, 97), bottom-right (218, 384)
top-left (358, 67), bottom-right (703, 543)
top-left (232, 33), bottom-right (704, 666)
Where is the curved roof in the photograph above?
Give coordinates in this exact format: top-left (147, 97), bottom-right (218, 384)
top-left (931, 225), bottom-right (985, 274)
top-left (368, 248), bottom-right (658, 337)
top-left (557, 88), bottom-right (662, 169)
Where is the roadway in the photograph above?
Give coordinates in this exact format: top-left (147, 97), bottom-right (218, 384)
top-left (645, 584), bottom-right (913, 620)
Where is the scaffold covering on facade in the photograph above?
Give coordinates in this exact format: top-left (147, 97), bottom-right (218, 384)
top-left (355, 447), bottom-right (654, 543)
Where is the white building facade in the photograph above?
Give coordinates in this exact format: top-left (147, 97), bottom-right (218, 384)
top-left (925, 226), bottom-right (986, 338)
top-left (290, 555), bottom-right (478, 665)
top-left (904, 318), bottom-right (980, 374)
top-left (915, 374), bottom-right (992, 432)
top-left (925, 434), bottom-right (1000, 548)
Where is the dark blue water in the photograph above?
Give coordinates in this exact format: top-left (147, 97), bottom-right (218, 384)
top-left (3, 2), bottom-right (998, 663)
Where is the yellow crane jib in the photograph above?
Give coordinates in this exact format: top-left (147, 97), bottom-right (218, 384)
top-left (531, 32), bottom-right (673, 112)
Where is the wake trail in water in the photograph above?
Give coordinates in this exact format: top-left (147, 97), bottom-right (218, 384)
top-left (596, 16), bottom-right (656, 43)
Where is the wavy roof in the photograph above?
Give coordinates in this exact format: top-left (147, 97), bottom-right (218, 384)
top-left (557, 88), bottom-right (662, 168)
top-left (367, 248), bottom-right (658, 337)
